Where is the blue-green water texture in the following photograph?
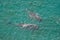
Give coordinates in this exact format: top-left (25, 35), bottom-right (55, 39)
top-left (0, 0), bottom-right (60, 40)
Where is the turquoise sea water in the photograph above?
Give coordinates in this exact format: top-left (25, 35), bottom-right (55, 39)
top-left (0, 0), bottom-right (60, 40)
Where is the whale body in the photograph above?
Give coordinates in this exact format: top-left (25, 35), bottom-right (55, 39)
top-left (18, 23), bottom-right (39, 30)
top-left (25, 9), bottom-right (42, 22)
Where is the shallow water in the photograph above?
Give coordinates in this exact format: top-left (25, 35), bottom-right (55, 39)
top-left (0, 0), bottom-right (60, 40)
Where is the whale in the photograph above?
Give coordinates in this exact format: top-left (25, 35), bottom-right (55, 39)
top-left (17, 23), bottom-right (39, 30)
top-left (25, 9), bottom-right (42, 22)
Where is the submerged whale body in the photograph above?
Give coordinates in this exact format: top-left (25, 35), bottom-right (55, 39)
top-left (29, 13), bottom-right (42, 22)
top-left (25, 9), bottom-right (42, 22)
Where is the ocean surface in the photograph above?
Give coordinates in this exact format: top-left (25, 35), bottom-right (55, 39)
top-left (0, 0), bottom-right (60, 40)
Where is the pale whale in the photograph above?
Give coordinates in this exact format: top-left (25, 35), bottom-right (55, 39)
top-left (17, 23), bottom-right (39, 30)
